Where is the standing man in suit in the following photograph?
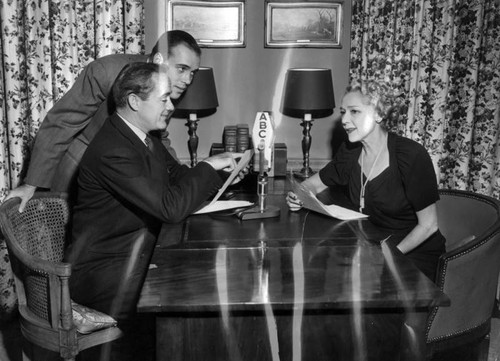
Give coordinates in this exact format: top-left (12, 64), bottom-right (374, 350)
top-left (4, 30), bottom-right (201, 210)
top-left (66, 62), bottom-right (246, 360)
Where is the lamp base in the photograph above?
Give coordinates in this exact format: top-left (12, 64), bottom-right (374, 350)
top-left (293, 167), bottom-right (315, 179)
top-left (186, 115), bottom-right (199, 168)
top-left (237, 205), bottom-right (281, 220)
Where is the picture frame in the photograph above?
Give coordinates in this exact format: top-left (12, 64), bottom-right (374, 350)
top-left (265, 2), bottom-right (343, 48)
top-left (167, 0), bottom-right (246, 48)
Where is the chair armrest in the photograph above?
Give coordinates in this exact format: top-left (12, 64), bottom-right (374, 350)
top-left (5, 236), bottom-right (71, 276)
top-left (427, 229), bottom-right (500, 342)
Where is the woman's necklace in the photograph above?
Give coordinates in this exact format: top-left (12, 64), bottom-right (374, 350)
top-left (359, 143), bottom-right (385, 213)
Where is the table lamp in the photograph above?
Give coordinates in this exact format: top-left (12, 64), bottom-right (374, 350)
top-left (281, 68), bottom-right (335, 178)
top-left (173, 67), bottom-right (218, 167)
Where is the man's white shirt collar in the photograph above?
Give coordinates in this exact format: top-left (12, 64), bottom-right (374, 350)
top-left (117, 113), bottom-right (148, 146)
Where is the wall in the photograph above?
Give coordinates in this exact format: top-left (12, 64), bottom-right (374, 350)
top-left (145, 1), bottom-right (351, 169)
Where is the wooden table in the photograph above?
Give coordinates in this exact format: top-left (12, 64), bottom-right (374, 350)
top-left (137, 178), bottom-right (449, 361)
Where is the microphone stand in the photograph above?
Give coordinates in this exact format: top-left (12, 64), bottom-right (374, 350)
top-left (238, 144), bottom-right (281, 220)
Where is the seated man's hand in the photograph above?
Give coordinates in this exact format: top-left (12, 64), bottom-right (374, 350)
top-left (203, 152), bottom-right (249, 185)
top-left (231, 165), bottom-right (249, 185)
top-left (2, 184), bottom-right (37, 212)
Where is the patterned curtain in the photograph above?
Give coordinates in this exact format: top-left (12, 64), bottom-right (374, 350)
top-left (350, 0), bottom-right (500, 196)
top-left (0, 0), bottom-right (144, 319)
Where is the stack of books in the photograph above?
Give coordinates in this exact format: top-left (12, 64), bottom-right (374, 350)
top-left (223, 124), bottom-right (250, 153)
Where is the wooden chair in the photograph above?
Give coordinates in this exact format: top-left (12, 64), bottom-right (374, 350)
top-left (0, 192), bottom-right (122, 361)
top-left (426, 189), bottom-right (500, 360)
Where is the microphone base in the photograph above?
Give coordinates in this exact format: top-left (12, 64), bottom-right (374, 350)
top-left (237, 205), bottom-right (281, 220)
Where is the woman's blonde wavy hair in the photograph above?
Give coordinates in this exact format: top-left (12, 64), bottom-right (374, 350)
top-left (345, 80), bottom-right (403, 128)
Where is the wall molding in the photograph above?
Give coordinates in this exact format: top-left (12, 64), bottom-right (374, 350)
top-left (177, 157), bottom-right (330, 172)
top-left (285, 158), bottom-right (330, 172)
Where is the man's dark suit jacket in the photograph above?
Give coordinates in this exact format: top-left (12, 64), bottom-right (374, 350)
top-left (65, 113), bottom-right (223, 319)
top-left (26, 53), bottom-right (177, 194)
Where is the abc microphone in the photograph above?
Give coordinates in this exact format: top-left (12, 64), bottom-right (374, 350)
top-left (252, 112), bottom-right (275, 173)
top-left (238, 112), bottom-right (280, 220)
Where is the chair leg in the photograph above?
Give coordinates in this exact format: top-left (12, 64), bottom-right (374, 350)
top-left (400, 311), bottom-right (428, 361)
top-left (21, 338), bottom-right (33, 361)
top-left (60, 348), bottom-right (76, 361)
top-left (21, 350), bottom-right (31, 361)
top-left (24, 341), bottom-right (63, 361)
top-left (477, 334), bottom-right (490, 361)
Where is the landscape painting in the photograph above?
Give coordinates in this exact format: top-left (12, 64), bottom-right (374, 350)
top-left (168, 0), bottom-right (245, 47)
top-left (265, 2), bottom-right (342, 48)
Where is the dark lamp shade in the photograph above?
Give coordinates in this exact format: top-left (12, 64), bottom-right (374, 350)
top-left (173, 67), bottom-right (219, 118)
top-left (281, 68), bottom-right (335, 119)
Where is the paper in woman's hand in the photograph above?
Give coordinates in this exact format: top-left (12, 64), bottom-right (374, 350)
top-left (290, 178), bottom-right (367, 220)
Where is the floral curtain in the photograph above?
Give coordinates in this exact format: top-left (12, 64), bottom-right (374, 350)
top-left (0, 0), bottom-right (144, 319)
top-left (350, 0), bottom-right (500, 197)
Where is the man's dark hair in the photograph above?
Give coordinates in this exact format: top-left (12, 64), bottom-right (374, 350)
top-left (151, 30), bottom-right (201, 58)
top-left (113, 62), bottom-right (167, 108)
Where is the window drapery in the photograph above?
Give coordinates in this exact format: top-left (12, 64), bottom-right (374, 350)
top-left (350, 0), bottom-right (500, 197)
top-left (0, 0), bottom-right (144, 319)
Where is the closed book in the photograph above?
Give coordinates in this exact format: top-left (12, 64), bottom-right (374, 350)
top-left (224, 125), bottom-right (237, 152)
top-left (236, 124), bottom-right (249, 152)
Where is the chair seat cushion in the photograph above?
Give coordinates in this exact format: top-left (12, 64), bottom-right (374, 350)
top-left (71, 301), bottom-right (118, 334)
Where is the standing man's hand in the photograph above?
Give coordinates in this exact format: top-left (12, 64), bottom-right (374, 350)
top-left (2, 184), bottom-right (37, 212)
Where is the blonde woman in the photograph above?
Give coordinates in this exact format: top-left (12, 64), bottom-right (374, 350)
top-left (287, 80), bottom-right (445, 281)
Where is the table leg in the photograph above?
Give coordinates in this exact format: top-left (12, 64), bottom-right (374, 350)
top-left (399, 311), bottom-right (428, 361)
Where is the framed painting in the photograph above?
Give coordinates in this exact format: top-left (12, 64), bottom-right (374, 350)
top-left (265, 2), bottom-right (343, 48)
top-left (167, 0), bottom-right (246, 47)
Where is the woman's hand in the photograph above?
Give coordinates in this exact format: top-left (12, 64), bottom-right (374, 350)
top-left (286, 173), bottom-right (327, 212)
top-left (286, 191), bottom-right (303, 211)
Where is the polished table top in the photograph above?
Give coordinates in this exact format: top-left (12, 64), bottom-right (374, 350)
top-left (137, 178), bottom-right (450, 313)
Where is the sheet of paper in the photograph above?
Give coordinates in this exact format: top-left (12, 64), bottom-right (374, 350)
top-left (193, 200), bottom-right (254, 215)
top-left (208, 149), bottom-right (254, 206)
top-left (291, 178), bottom-right (368, 220)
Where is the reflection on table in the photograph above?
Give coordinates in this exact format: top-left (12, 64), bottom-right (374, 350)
top-left (138, 178), bottom-right (449, 361)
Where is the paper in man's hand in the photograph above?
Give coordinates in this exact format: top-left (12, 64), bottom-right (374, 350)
top-left (208, 149), bottom-right (253, 206)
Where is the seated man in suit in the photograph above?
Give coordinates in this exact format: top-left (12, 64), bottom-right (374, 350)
top-left (65, 62), bottom-right (246, 360)
top-left (4, 30), bottom-right (201, 210)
